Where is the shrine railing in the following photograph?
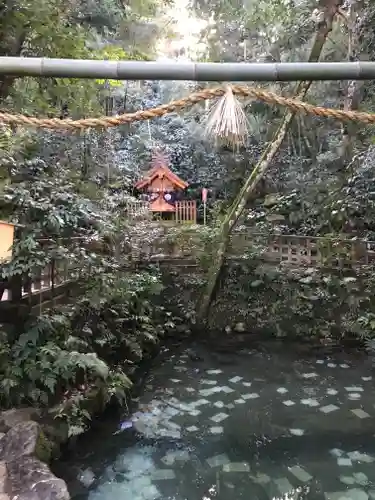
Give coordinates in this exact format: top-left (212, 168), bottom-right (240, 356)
top-left (2, 230), bottom-right (375, 310)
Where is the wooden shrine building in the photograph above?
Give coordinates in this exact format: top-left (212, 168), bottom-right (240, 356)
top-left (134, 150), bottom-right (197, 224)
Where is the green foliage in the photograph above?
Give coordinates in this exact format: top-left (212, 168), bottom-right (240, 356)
top-left (0, 265), bottom-right (173, 436)
top-left (213, 258), bottom-right (375, 345)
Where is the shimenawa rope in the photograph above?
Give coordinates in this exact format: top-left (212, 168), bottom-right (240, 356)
top-left (0, 85), bottom-right (374, 130)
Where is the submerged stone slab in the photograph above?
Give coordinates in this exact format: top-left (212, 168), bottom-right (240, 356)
top-left (301, 398), bottom-right (319, 407)
top-left (337, 458), bottom-right (352, 466)
top-left (209, 426), bottom-right (224, 434)
top-left (206, 454), bottom-right (230, 468)
top-left (151, 469), bottom-right (176, 480)
top-left (229, 376), bottom-right (243, 383)
top-left (274, 477), bottom-right (294, 495)
top-left (210, 413), bottom-right (229, 423)
top-left (340, 475), bottom-right (355, 485)
top-left (351, 409), bottom-right (370, 419)
top-left (347, 451), bottom-right (374, 463)
top-left (289, 428), bottom-right (304, 436)
top-left (288, 465), bottom-right (312, 482)
top-left (223, 462), bottom-right (250, 472)
top-left (277, 388), bottom-right (288, 394)
top-left (283, 400), bottom-right (295, 406)
top-left (251, 473), bottom-right (271, 484)
top-left (348, 393), bottom-right (362, 400)
top-left (320, 404), bottom-right (339, 413)
top-left (327, 389), bottom-right (338, 396)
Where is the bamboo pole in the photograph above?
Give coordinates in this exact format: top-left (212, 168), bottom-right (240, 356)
top-left (197, 0), bottom-right (345, 323)
top-left (0, 58), bottom-right (375, 81)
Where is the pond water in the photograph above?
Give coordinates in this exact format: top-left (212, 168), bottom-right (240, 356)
top-left (57, 344), bottom-right (375, 500)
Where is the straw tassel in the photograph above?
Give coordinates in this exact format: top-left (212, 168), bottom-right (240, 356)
top-left (204, 86), bottom-right (249, 148)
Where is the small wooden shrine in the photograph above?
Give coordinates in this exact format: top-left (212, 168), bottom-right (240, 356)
top-left (134, 150), bottom-right (197, 224)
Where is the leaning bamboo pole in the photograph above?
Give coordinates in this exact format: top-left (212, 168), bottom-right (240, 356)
top-left (197, 0), bottom-right (345, 323)
top-left (0, 58), bottom-right (375, 81)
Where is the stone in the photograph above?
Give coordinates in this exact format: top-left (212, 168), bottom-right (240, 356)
top-left (0, 462), bottom-right (8, 494)
top-left (6, 456), bottom-right (69, 500)
top-left (0, 421), bottom-right (52, 463)
top-left (0, 409), bottom-right (41, 433)
top-left (234, 322), bottom-right (245, 332)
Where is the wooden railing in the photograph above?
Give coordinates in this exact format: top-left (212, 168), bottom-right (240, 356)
top-left (2, 231), bottom-right (375, 309)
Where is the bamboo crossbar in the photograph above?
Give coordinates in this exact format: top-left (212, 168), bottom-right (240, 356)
top-left (1, 58), bottom-right (375, 81)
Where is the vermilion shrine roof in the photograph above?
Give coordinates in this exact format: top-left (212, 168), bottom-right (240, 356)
top-left (135, 150), bottom-right (188, 190)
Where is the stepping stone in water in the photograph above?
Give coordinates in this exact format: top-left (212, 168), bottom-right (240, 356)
top-left (345, 387), bottom-right (364, 392)
top-left (337, 458), bottom-right (352, 466)
top-left (283, 400), bottom-right (295, 406)
top-left (210, 426), bottom-right (224, 434)
top-left (301, 398), bottom-right (319, 407)
top-left (330, 448), bottom-right (344, 457)
top-left (351, 409), bottom-right (370, 419)
top-left (327, 363), bottom-right (337, 368)
top-left (220, 386), bottom-right (235, 394)
top-left (327, 389), bottom-right (338, 396)
top-left (210, 412), bottom-right (229, 423)
top-left (340, 364), bottom-right (350, 368)
top-left (226, 403), bottom-right (235, 409)
top-left (340, 476), bottom-right (355, 485)
top-left (289, 428), bottom-right (304, 436)
top-left (189, 409), bottom-right (201, 416)
top-left (186, 387), bottom-right (195, 392)
top-left (344, 489), bottom-right (369, 500)
top-left (353, 472), bottom-right (368, 486)
top-left (348, 393), bottom-right (361, 400)
top-left (242, 393), bottom-right (259, 400)
top-left (320, 404), bottom-right (339, 413)
top-left (242, 382), bottom-right (252, 387)
top-left (223, 462), bottom-right (250, 472)
top-left (170, 379), bottom-right (181, 383)
top-left (316, 360), bottom-right (325, 364)
top-left (362, 376), bottom-right (372, 381)
top-left (302, 372), bottom-right (318, 378)
top-left (229, 376), bottom-right (243, 383)
top-left (234, 399), bottom-right (246, 404)
top-left (200, 379), bottom-right (217, 386)
top-left (252, 473), bottom-right (271, 484)
top-left (214, 401), bottom-right (225, 408)
top-left (288, 465), bottom-right (312, 482)
top-left (347, 451), bottom-right (375, 463)
top-left (186, 426), bottom-right (198, 432)
top-left (277, 387), bottom-right (288, 394)
top-left (206, 369), bottom-right (223, 375)
top-left (193, 399), bottom-right (210, 407)
top-left (206, 454), bottom-right (230, 467)
top-left (274, 477), bottom-right (294, 495)
top-left (152, 470), bottom-right (176, 480)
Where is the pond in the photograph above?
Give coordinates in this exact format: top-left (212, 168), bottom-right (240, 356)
top-left (56, 343), bottom-right (375, 500)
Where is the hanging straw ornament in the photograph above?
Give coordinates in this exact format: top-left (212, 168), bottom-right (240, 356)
top-left (204, 85), bottom-right (249, 149)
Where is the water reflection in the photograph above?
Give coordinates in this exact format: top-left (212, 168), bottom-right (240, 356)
top-left (58, 346), bottom-right (375, 500)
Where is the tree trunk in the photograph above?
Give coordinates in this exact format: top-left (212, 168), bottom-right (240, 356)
top-left (197, 0), bottom-right (344, 323)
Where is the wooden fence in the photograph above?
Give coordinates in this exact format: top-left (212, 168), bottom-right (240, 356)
top-left (2, 231), bottom-right (375, 312)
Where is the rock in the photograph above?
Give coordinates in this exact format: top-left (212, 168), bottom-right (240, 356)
top-left (0, 495), bottom-right (10, 500)
top-left (0, 461), bottom-right (8, 493)
top-left (0, 409), bottom-right (41, 433)
top-left (6, 456), bottom-right (69, 500)
top-left (234, 322), bottom-right (245, 333)
top-left (0, 421), bottom-right (52, 463)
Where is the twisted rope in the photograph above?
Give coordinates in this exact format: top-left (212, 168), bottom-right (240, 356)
top-left (0, 84), bottom-right (374, 130)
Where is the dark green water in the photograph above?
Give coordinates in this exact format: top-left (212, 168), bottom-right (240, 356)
top-left (56, 345), bottom-right (375, 500)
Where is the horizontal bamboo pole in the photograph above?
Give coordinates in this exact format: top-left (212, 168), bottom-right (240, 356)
top-left (1, 58), bottom-right (375, 81)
